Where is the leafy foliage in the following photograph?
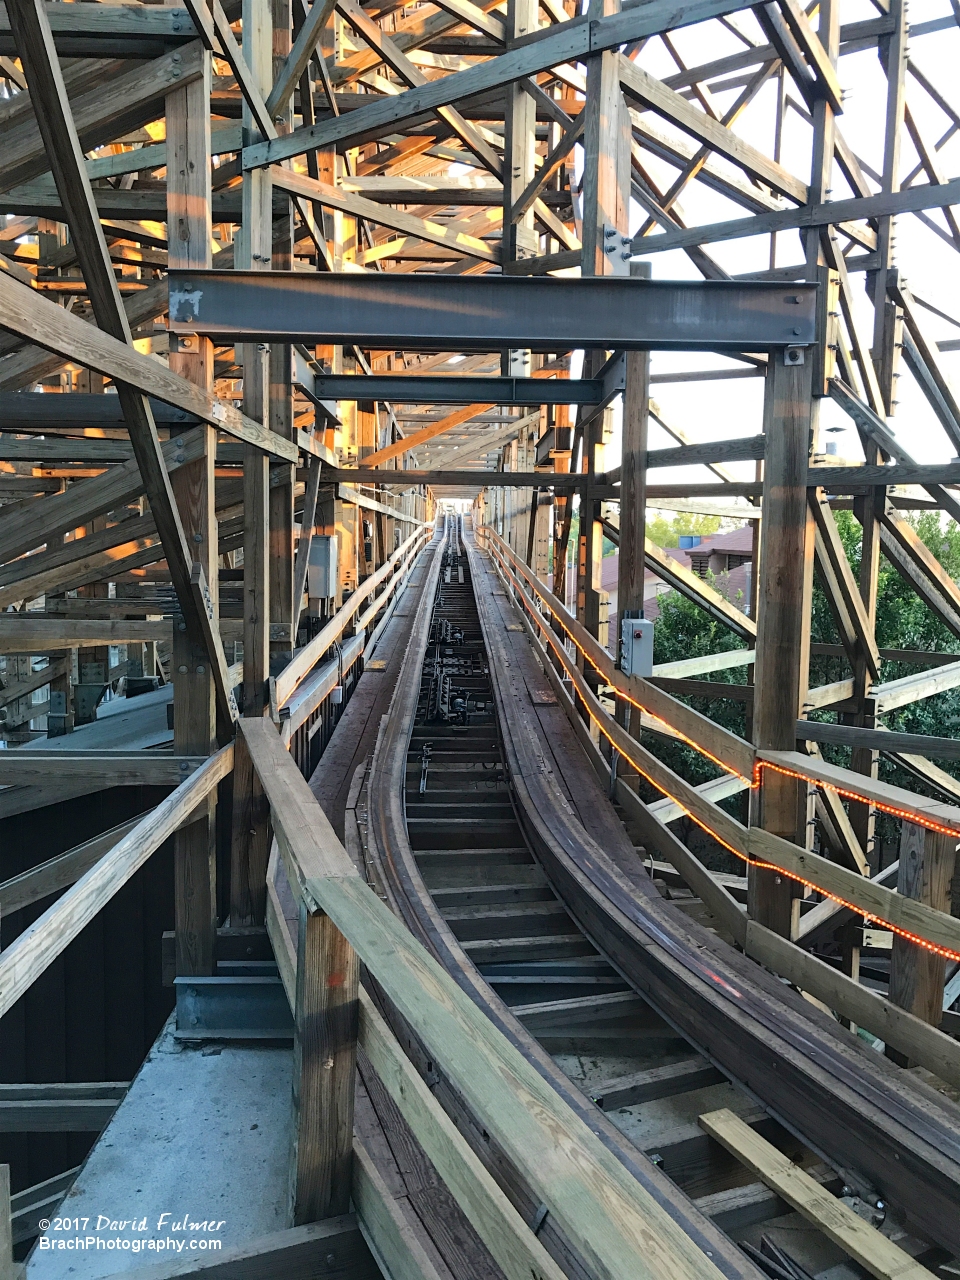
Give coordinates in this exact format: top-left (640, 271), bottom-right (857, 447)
top-left (646, 511), bottom-right (725, 548)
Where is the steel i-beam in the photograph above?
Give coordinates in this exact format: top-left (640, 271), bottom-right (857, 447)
top-left (168, 272), bottom-right (818, 352)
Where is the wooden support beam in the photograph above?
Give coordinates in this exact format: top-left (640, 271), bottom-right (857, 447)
top-left (888, 822), bottom-right (958, 1057)
top-left (0, 815), bottom-right (147, 915)
top-left (751, 350), bottom-right (815, 937)
top-left (167, 50), bottom-right (219, 978)
top-left (699, 1108), bottom-right (935, 1280)
top-left (0, 746), bottom-right (232, 1019)
top-left (239, 718), bottom-right (358, 1224)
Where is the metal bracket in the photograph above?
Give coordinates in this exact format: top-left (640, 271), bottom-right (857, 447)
top-left (174, 963), bottom-right (294, 1042)
top-left (601, 222), bottom-right (632, 277)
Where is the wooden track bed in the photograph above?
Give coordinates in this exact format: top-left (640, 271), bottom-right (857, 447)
top-left (359, 517), bottom-right (960, 1280)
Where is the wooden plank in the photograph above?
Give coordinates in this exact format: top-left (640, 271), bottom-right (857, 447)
top-left (0, 428), bottom-right (203, 569)
top-left (644, 537), bottom-right (757, 640)
top-left (0, 754), bottom-right (202, 786)
top-left (271, 167), bottom-right (500, 263)
top-left (0, 1098), bottom-right (117, 1132)
top-left (0, 617), bottom-right (171, 651)
top-left (698, 1108), bottom-right (935, 1280)
top-left (632, 177), bottom-right (960, 257)
top-left (798, 720), bottom-right (960, 762)
top-left (619, 55), bottom-right (808, 203)
top-left (1, 0), bottom-right (236, 731)
top-left (314, 871), bottom-right (730, 1280)
top-left (589, 1058), bottom-right (724, 1110)
top-left (758, 748), bottom-right (960, 835)
top-left (614, 776), bottom-right (748, 945)
top-left (0, 1164), bottom-right (11, 1280)
top-left (0, 40), bottom-right (206, 193)
top-left (352, 1140), bottom-right (447, 1280)
top-left (106, 1217), bottom-right (378, 1279)
top-left (751, 353), bottom-right (815, 936)
top-left (0, 745), bottom-right (232, 1019)
top-left (274, 527), bottom-right (427, 707)
top-left (0, 271), bottom-right (296, 462)
top-left (244, 0), bottom-right (767, 170)
top-left (358, 988), bottom-right (567, 1280)
top-left (291, 899), bottom-right (358, 1223)
top-left (888, 823), bottom-right (957, 1038)
top-left (873, 658), bottom-right (960, 712)
top-left (748, 825), bottom-right (960, 957)
top-left (484, 526), bottom-right (756, 779)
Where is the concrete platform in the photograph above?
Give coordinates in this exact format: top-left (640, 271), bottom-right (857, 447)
top-left (26, 1017), bottom-right (292, 1279)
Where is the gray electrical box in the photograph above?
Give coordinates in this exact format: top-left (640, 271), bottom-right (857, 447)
top-left (307, 535), bottom-right (338, 599)
top-left (620, 617), bottom-right (654, 678)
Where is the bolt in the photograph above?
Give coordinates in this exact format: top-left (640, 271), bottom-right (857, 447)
top-left (604, 227), bottom-right (617, 238)
top-left (326, 1256), bottom-right (336, 1266)
top-left (793, 327), bottom-right (801, 335)
top-left (178, 664), bottom-right (188, 673)
top-left (193, 532), bottom-right (203, 543)
top-left (177, 621), bottom-right (187, 631)
top-left (180, 761), bottom-right (189, 771)
top-left (196, 665), bottom-right (205, 674)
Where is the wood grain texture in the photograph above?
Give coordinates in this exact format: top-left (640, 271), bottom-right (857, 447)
top-left (699, 1108), bottom-right (935, 1280)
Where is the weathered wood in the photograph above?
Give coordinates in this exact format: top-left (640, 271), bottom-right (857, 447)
top-left (0, 755), bottom-right (202, 787)
top-left (291, 899), bottom-right (358, 1223)
top-left (0, 271), bottom-right (296, 462)
top-left (751, 352), bottom-right (815, 937)
top-left (106, 1217), bottom-right (377, 1280)
top-left (0, 746), bottom-right (232, 1019)
top-left (352, 1140), bottom-right (447, 1280)
top-left (888, 823), bottom-right (957, 1045)
top-left (748, 825), bottom-right (960, 957)
top-left (274, 526), bottom-right (428, 707)
top-left (359, 988), bottom-right (565, 1280)
top-left (0, 617), bottom-right (171, 651)
top-left (758, 748), bottom-right (960, 835)
top-left (699, 1108), bottom-right (935, 1279)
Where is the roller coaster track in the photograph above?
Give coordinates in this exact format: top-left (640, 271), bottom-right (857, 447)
top-left (361, 515), bottom-right (960, 1280)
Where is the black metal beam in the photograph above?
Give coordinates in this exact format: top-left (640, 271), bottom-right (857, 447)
top-left (0, 393), bottom-right (200, 429)
top-left (168, 272), bottom-right (818, 352)
top-left (308, 374), bottom-right (606, 405)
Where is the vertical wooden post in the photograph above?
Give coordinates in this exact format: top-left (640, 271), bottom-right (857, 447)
top-left (291, 899), bottom-right (359, 1223)
top-left (617, 263), bottom-right (651, 676)
top-left (240, 0), bottom-right (272, 718)
top-left (887, 823), bottom-right (957, 1058)
top-left (580, 0), bottom-right (629, 662)
top-left (167, 54), bottom-right (217, 976)
top-left (751, 352), bottom-right (815, 937)
top-left (0, 1164), bottom-right (12, 1280)
top-left (502, 0), bottom-right (537, 269)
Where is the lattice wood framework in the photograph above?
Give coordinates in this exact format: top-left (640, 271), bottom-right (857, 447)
top-left (1, 0), bottom-right (960, 1069)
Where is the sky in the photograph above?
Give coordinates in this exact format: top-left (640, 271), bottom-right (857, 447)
top-left (588, 0), bottom-right (960, 510)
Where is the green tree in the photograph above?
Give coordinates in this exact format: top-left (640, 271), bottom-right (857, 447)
top-left (646, 512), bottom-right (724, 548)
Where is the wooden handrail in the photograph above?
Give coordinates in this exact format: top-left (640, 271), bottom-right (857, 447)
top-left (240, 718), bottom-right (729, 1280)
top-left (274, 524), bottom-right (431, 707)
top-left (480, 525), bottom-right (756, 780)
top-left (478, 534), bottom-right (960, 1085)
top-left (0, 745), bottom-right (233, 1019)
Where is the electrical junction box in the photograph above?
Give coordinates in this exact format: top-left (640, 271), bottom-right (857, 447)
top-left (307, 535), bottom-right (338, 599)
top-left (620, 617), bottom-right (654, 678)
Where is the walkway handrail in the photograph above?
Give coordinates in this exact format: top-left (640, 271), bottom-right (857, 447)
top-left (477, 528), bottom-right (960, 1087)
top-left (274, 524), bottom-right (432, 707)
top-left (0, 745), bottom-right (233, 1019)
top-left (239, 716), bottom-right (730, 1280)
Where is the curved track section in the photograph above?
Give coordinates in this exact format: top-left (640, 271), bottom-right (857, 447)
top-left (366, 517), bottom-right (960, 1279)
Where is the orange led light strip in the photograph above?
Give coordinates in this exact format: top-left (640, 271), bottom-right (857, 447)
top-left (757, 758), bottom-right (960, 841)
top-left (482, 535), bottom-right (960, 963)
